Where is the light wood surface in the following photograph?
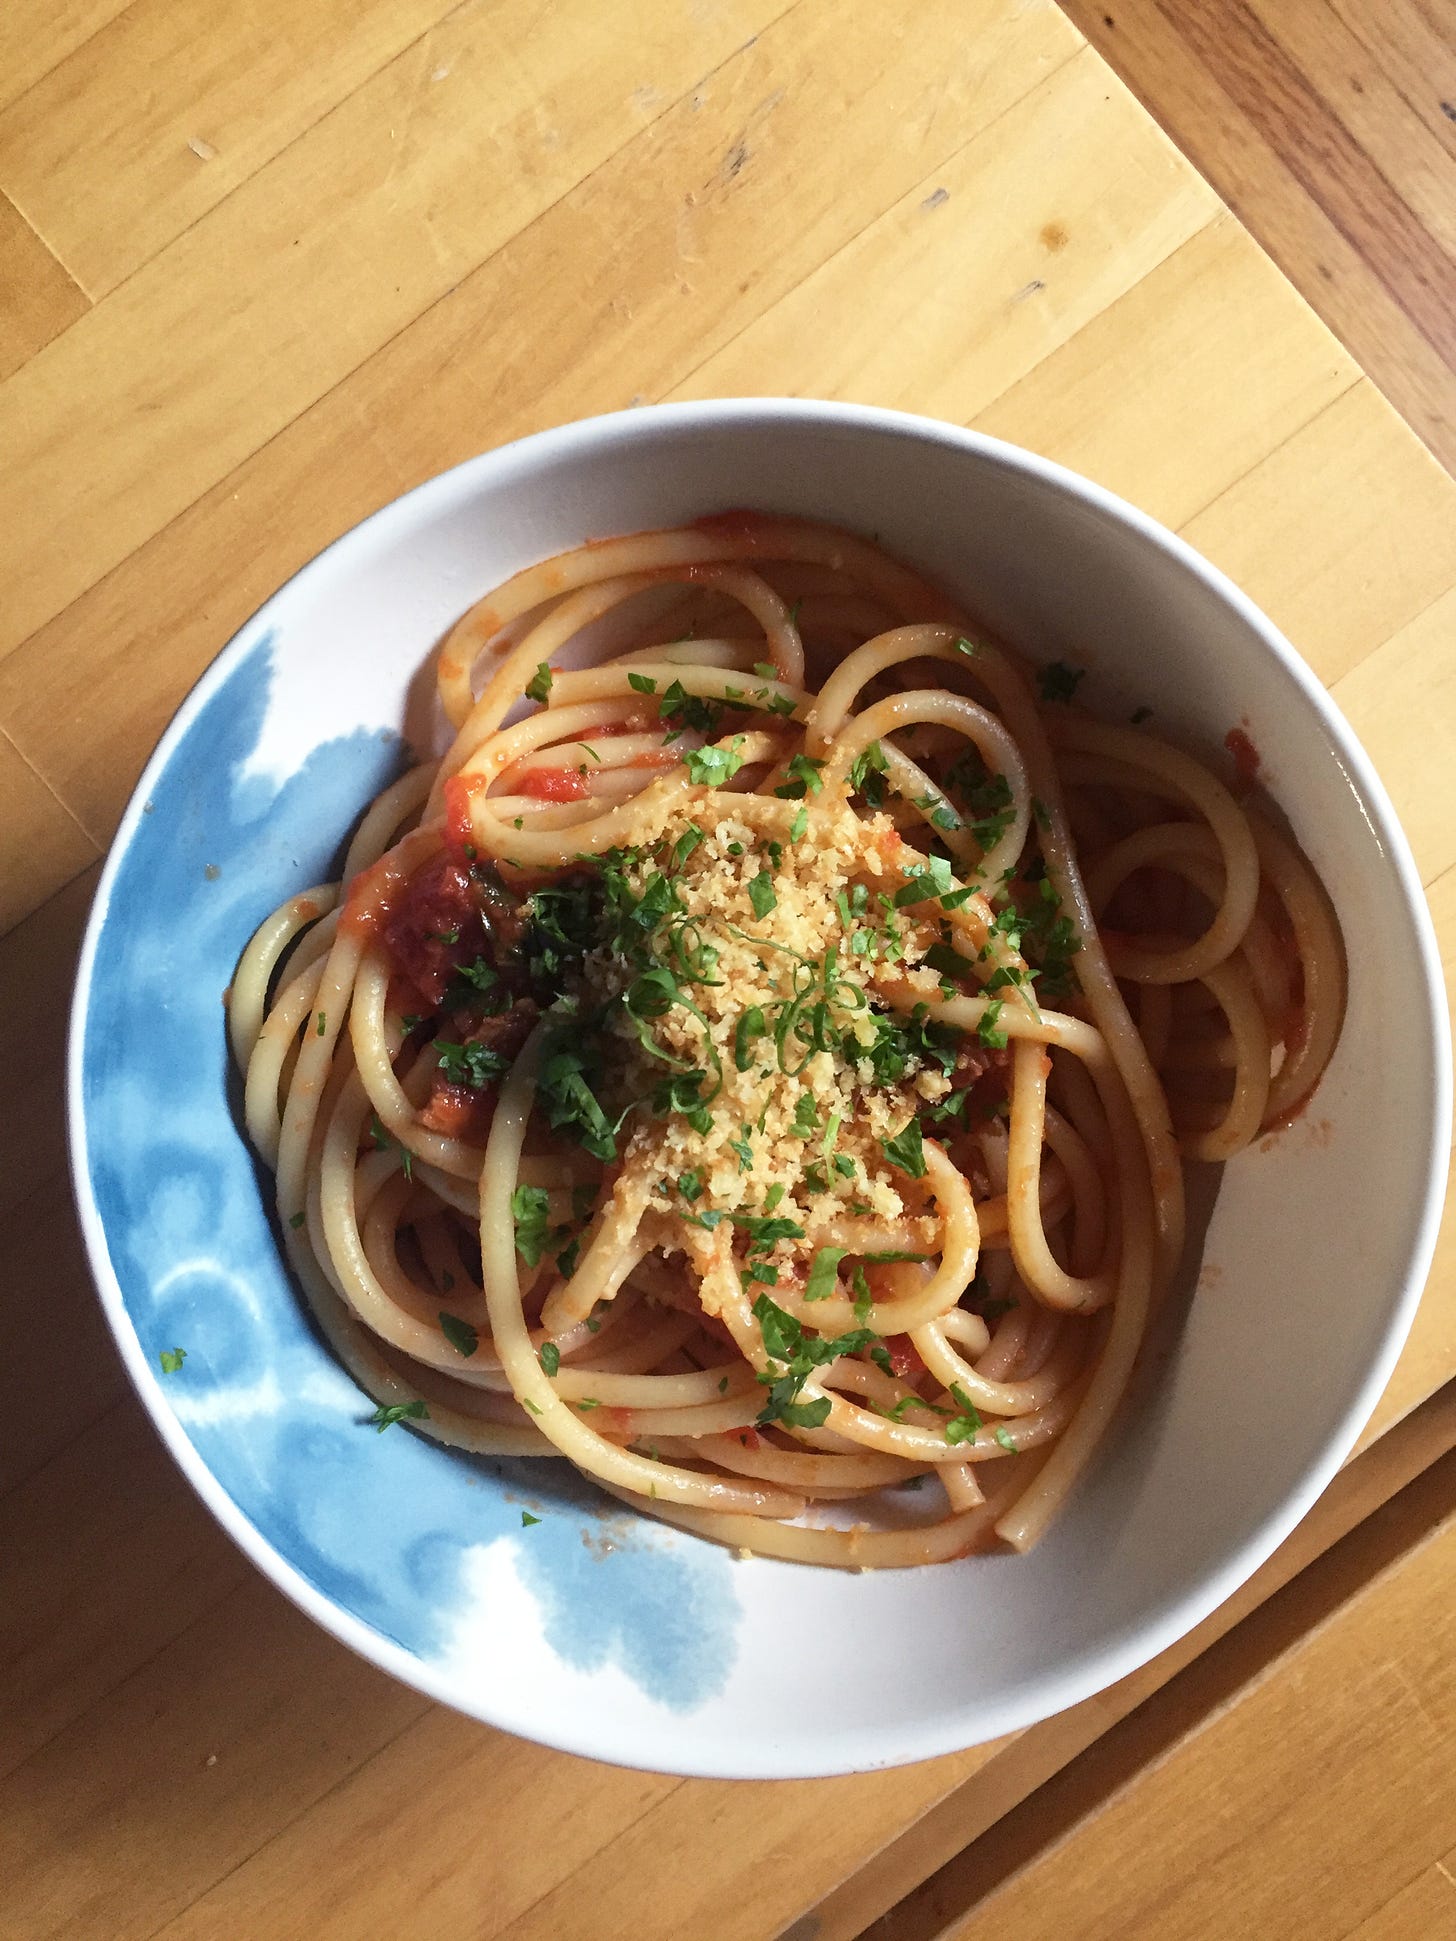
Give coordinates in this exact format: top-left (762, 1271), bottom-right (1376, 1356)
top-left (2, 3), bottom-right (1454, 1938)
top-left (1062, 0), bottom-right (1456, 478)
top-left (887, 1440), bottom-right (1456, 1941)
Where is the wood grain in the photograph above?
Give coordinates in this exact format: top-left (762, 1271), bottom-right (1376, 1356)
top-left (971, 212), bottom-right (1359, 529)
top-left (0, 0), bottom-right (1078, 846)
top-left (672, 49), bottom-right (1218, 410)
top-left (0, 0), bottom-right (131, 115)
top-left (0, 191), bottom-right (88, 379)
top-left (798, 1382), bottom-right (1456, 1941)
top-left (1062, 0), bottom-right (1456, 474)
top-left (0, 727), bottom-right (96, 932)
top-left (1180, 381), bottom-right (1456, 688)
top-left (0, 0), bottom-right (789, 664)
top-left (1333, 581), bottom-right (1456, 883)
top-left (0, 0), bottom-right (469, 296)
top-left (923, 1456), bottom-right (1456, 1941)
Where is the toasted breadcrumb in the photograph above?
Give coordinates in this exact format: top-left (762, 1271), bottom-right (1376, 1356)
top-left (572, 791), bottom-right (953, 1270)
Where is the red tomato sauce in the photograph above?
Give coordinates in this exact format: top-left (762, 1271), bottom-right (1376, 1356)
top-left (1225, 724), bottom-right (1261, 785)
top-left (690, 507), bottom-right (782, 551)
top-left (940, 1043), bottom-right (1012, 1122)
top-left (376, 853), bottom-right (528, 1009)
top-left (442, 771), bottom-right (490, 856)
top-left (518, 766), bottom-right (590, 802)
top-left (418, 1081), bottom-right (494, 1140)
top-left (338, 850), bottom-right (411, 942)
top-left (884, 1336), bottom-right (927, 1381)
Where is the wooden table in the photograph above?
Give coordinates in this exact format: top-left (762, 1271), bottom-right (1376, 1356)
top-left (3, 3), bottom-right (1454, 1936)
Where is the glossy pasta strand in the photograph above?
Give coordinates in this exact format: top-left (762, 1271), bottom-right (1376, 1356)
top-left (234, 515), bottom-right (1344, 1567)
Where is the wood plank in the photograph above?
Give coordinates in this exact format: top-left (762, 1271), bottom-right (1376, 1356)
top-left (0, 0), bottom-right (793, 666)
top-left (1430, 859), bottom-right (1456, 1004)
top-left (1179, 380), bottom-right (1456, 688)
top-left (0, 1171), bottom-right (128, 1501)
top-left (970, 211), bottom-right (1359, 528)
top-left (1243, 0), bottom-right (1456, 258)
top-left (155, 1718), bottom-right (980, 1941)
top-left (20, 1388), bottom-right (1448, 1941)
top-left (797, 1379), bottom-right (1456, 1941)
top-left (0, 0), bottom-right (479, 297)
top-left (0, 0), bottom-right (130, 116)
top-left (1326, 0), bottom-right (1456, 154)
top-left (0, 1401), bottom-right (249, 1781)
top-left (1059, 0), bottom-right (1456, 476)
top-left (149, 1708), bottom-right (677, 1941)
top-left (0, 727), bottom-right (97, 933)
top-left (0, 0), bottom-right (1082, 870)
top-left (0, 867), bottom-right (93, 1227)
top-left (925, 1460), bottom-right (1456, 1941)
top-left (1160, 0), bottom-right (1456, 365)
top-left (669, 47), bottom-right (1219, 413)
top-left (1348, 1851), bottom-right (1456, 1941)
top-left (0, 1564), bottom-right (429, 1941)
top-left (0, 190), bottom-right (88, 378)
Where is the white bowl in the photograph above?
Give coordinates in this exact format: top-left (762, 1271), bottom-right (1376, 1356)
top-left (69, 401), bottom-right (1450, 1778)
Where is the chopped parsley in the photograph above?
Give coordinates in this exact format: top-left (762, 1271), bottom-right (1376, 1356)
top-left (158, 1347), bottom-right (187, 1374)
top-left (804, 1246), bottom-right (848, 1302)
top-left (439, 1312), bottom-right (479, 1358)
top-left (369, 1116), bottom-right (413, 1182)
top-left (520, 1510), bottom-right (542, 1527)
top-left (526, 661), bottom-right (553, 704)
top-left (851, 1265), bottom-right (873, 1323)
top-left (748, 870), bottom-right (777, 919)
top-left (848, 740), bottom-right (890, 808)
top-left (367, 1399), bottom-right (428, 1433)
top-left (555, 1236), bottom-right (581, 1278)
top-left (893, 855), bottom-right (957, 907)
top-left (660, 679), bottom-right (724, 741)
top-left (673, 825), bottom-right (705, 870)
top-left (1037, 660), bottom-right (1085, 704)
top-left (539, 1341), bottom-right (561, 1377)
top-left (734, 1005), bottom-right (766, 1071)
top-left (454, 956), bottom-right (499, 993)
top-left (511, 1184), bottom-right (554, 1266)
top-left (683, 737), bottom-right (747, 786)
top-left (943, 755), bottom-right (1015, 853)
top-left (537, 1032), bottom-right (618, 1162)
top-left (944, 1386), bottom-right (983, 1445)
top-left (881, 1118), bottom-right (927, 1178)
top-left (434, 1038), bottom-right (509, 1089)
top-left (752, 1294), bottom-right (876, 1429)
top-left (774, 752), bottom-right (826, 799)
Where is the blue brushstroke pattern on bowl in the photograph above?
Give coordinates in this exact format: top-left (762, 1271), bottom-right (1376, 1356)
top-left (77, 626), bottom-right (740, 1712)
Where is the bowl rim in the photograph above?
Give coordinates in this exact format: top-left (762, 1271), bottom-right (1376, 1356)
top-left (67, 396), bottom-right (1453, 1778)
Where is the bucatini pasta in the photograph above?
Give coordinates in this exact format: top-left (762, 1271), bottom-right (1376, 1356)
top-left (230, 512), bottom-right (1344, 1567)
